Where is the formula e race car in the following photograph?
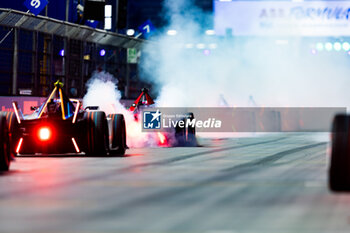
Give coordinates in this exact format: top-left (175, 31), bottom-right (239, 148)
top-left (329, 114), bottom-right (350, 191)
top-left (0, 81), bottom-right (127, 170)
top-left (129, 88), bottom-right (197, 147)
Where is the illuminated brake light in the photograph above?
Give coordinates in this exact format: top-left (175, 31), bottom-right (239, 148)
top-left (12, 102), bottom-right (21, 124)
top-left (39, 127), bottom-right (51, 141)
top-left (16, 138), bottom-right (23, 153)
top-left (71, 138), bottom-right (80, 153)
top-left (157, 132), bottom-right (166, 145)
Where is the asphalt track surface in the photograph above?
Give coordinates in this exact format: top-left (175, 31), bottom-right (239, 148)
top-left (0, 133), bottom-right (349, 233)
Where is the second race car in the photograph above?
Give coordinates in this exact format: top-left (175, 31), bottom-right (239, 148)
top-left (0, 81), bottom-right (127, 162)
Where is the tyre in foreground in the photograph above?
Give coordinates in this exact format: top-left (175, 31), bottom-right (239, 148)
top-left (174, 112), bottom-right (197, 147)
top-left (0, 114), bottom-right (11, 171)
top-left (329, 114), bottom-right (350, 191)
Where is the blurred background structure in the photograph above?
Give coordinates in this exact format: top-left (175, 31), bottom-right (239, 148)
top-left (2, 0), bottom-right (350, 107)
top-left (0, 0), bottom-right (212, 99)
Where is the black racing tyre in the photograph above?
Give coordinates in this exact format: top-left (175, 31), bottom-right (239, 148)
top-left (175, 123), bottom-right (186, 146)
top-left (85, 111), bottom-right (109, 156)
top-left (0, 111), bottom-right (18, 133)
top-left (0, 115), bottom-right (11, 171)
top-left (108, 114), bottom-right (126, 156)
top-left (185, 112), bottom-right (196, 146)
top-left (174, 112), bottom-right (197, 147)
top-left (329, 114), bottom-right (350, 191)
top-left (1, 111), bottom-right (19, 155)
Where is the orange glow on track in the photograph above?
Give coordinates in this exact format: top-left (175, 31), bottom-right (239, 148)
top-left (16, 138), bottom-right (23, 154)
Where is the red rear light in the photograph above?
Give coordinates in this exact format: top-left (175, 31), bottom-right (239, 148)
top-left (38, 127), bottom-right (51, 141)
top-left (157, 132), bottom-right (167, 145)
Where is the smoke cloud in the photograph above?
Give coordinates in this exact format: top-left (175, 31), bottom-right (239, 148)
top-left (83, 71), bottom-right (159, 148)
top-left (83, 0), bottom-right (350, 145)
top-left (140, 0), bottom-right (350, 108)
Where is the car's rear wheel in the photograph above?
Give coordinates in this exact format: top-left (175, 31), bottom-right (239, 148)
top-left (185, 112), bottom-right (196, 146)
top-left (329, 114), bottom-right (350, 191)
top-left (108, 114), bottom-right (126, 156)
top-left (0, 111), bottom-right (18, 133)
top-left (0, 114), bottom-right (11, 171)
top-left (175, 112), bottom-right (197, 146)
top-left (85, 111), bottom-right (109, 156)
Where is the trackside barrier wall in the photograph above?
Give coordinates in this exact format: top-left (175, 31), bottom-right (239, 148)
top-left (0, 8), bottom-right (150, 99)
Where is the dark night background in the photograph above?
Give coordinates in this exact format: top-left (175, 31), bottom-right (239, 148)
top-left (0, 0), bottom-right (213, 30)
